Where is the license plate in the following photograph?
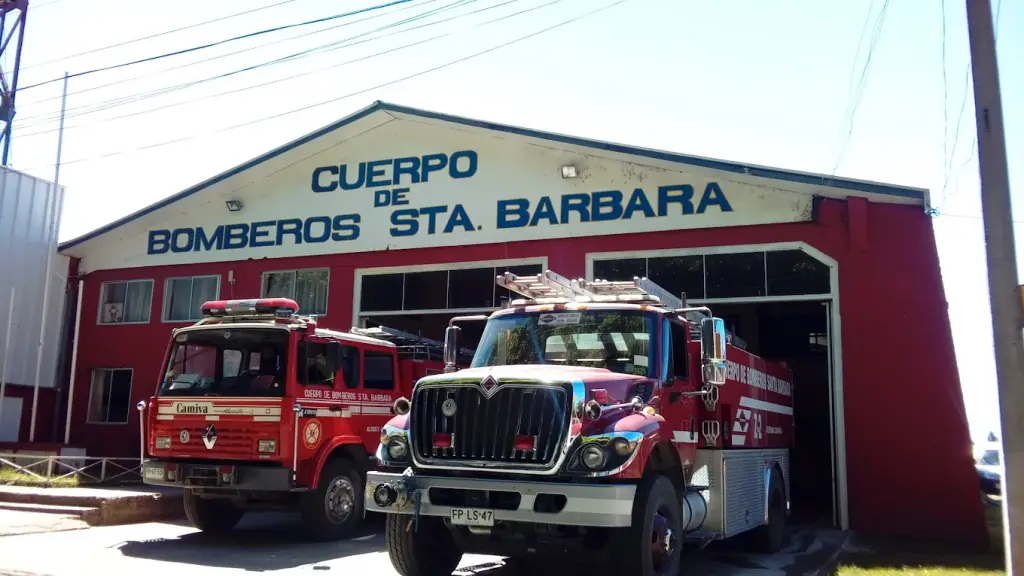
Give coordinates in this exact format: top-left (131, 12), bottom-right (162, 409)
top-left (449, 507), bottom-right (494, 527)
top-left (143, 466), bottom-right (165, 481)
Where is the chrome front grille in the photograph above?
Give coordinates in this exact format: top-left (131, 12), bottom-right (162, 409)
top-left (411, 382), bottom-right (571, 467)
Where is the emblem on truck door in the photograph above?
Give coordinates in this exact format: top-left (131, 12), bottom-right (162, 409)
top-left (202, 425), bottom-right (218, 449)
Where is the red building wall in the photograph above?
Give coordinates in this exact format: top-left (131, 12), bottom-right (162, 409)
top-left (65, 197), bottom-right (986, 544)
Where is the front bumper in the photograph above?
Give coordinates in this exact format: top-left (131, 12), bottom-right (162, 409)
top-left (364, 471), bottom-right (636, 527)
top-left (142, 459), bottom-right (294, 491)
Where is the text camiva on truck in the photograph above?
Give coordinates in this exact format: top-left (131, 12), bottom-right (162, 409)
top-left (137, 298), bottom-right (471, 540)
top-left (365, 270), bottom-right (795, 576)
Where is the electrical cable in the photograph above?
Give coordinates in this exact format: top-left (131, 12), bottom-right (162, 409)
top-left (21, 0), bottom-right (302, 71)
top-left (18, 0), bottom-right (414, 91)
top-left (17, 0), bottom-right (545, 138)
top-left (14, 0), bottom-right (489, 129)
top-left (832, 0), bottom-right (890, 175)
top-left (21, 0), bottom-right (631, 171)
top-left (21, 0), bottom-right (446, 110)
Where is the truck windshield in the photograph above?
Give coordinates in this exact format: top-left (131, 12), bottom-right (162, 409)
top-left (159, 328), bottom-right (288, 397)
top-left (471, 310), bottom-right (656, 377)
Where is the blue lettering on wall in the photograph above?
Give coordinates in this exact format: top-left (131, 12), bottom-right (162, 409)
top-left (495, 182), bottom-right (733, 229)
top-left (146, 176), bottom-right (733, 255)
top-left (147, 214), bottom-right (362, 255)
top-left (312, 151), bottom-right (478, 192)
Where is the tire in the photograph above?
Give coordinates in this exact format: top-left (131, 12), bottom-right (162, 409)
top-left (300, 457), bottom-right (363, 542)
top-left (613, 474), bottom-right (684, 576)
top-left (385, 513), bottom-right (463, 576)
top-left (183, 490), bottom-right (243, 534)
top-left (750, 466), bottom-right (787, 553)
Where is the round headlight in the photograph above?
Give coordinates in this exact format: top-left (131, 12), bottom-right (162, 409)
top-left (611, 437), bottom-right (633, 456)
top-left (393, 397), bottom-right (411, 416)
top-left (386, 437), bottom-right (408, 460)
top-left (585, 400), bottom-right (603, 420)
top-left (581, 444), bottom-right (607, 470)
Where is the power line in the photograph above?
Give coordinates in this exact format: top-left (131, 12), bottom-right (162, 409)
top-left (14, 0), bottom-right (485, 130)
top-left (17, 0), bottom-right (532, 137)
top-left (20, 0), bottom-right (445, 113)
top-left (21, 0), bottom-right (631, 171)
top-left (832, 0), bottom-right (891, 175)
top-left (18, 0), bottom-right (414, 91)
top-left (22, 0), bottom-right (302, 71)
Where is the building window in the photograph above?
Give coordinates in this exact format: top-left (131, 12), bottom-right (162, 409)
top-left (163, 275), bottom-right (220, 322)
top-left (592, 249), bottom-right (831, 300)
top-left (262, 269), bottom-right (329, 315)
top-left (359, 263), bottom-right (543, 314)
top-left (98, 280), bottom-right (153, 324)
top-left (87, 369), bottom-right (132, 424)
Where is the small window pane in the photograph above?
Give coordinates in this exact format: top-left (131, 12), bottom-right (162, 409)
top-left (766, 250), bottom-right (830, 296)
top-left (223, 350), bottom-right (243, 377)
top-left (449, 267), bottom-right (496, 309)
top-left (648, 256), bottom-right (705, 300)
top-left (263, 272), bottom-right (295, 299)
top-left (705, 252), bottom-right (766, 298)
top-left (295, 269), bottom-right (329, 315)
top-left (191, 277), bottom-right (219, 312)
top-left (403, 271), bottom-right (448, 311)
top-left (125, 281), bottom-right (153, 323)
top-left (364, 351), bottom-right (395, 390)
top-left (495, 264), bottom-right (543, 306)
top-left (593, 258), bottom-right (646, 282)
top-left (166, 278), bottom-right (193, 321)
top-left (361, 274), bottom-right (403, 312)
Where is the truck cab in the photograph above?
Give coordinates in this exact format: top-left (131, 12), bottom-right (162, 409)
top-left (365, 271), bottom-right (794, 576)
top-left (139, 298), bottom-right (465, 541)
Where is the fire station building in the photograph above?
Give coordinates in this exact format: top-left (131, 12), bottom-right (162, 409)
top-left (55, 101), bottom-right (986, 544)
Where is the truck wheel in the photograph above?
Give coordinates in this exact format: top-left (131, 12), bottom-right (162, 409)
top-left (300, 457), bottom-right (363, 541)
top-left (616, 474), bottom-right (683, 576)
top-left (183, 490), bottom-right (243, 534)
top-left (385, 513), bottom-right (463, 576)
top-left (750, 466), bottom-right (787, 553)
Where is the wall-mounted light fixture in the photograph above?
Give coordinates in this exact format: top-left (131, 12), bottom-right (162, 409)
top-left (225, 199), bottom-right (244, 212)
top-left (560, 165), bottom-right (578, 179)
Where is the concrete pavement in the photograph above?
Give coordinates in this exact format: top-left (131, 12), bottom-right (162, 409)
top-left (0, 512), bottom-right (847, 576)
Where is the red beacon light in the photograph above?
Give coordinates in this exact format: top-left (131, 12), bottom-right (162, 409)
top-left (200, 298), bottom-right (300, 318)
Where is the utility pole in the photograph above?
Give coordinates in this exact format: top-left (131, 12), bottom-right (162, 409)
top-left (965, 0), bottom-right (1021, 573)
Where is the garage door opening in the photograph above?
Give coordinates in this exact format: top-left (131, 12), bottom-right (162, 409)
top-left (712, 300), bottom-right (836, 527)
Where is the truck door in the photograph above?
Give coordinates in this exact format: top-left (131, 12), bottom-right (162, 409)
top-left (356, 348), bottom-right (399, 453)
top-left (295, 337), bottom-right (360, 463)
top-left (663, 317), bottom-right (700, 466)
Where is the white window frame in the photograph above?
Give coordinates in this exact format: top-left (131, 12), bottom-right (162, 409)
top-left (96, 279), bottom-right (154, 325)
top-left (353, 257), bottom-right (549, 324)
top-left (261, 267), bottom-right (331, 316)
top-left (85, 368), bottom-right (134, 425)
top-left (162, 275), bottom-right (221, 323)
top-left (587, 242), bottom-right (848, 532)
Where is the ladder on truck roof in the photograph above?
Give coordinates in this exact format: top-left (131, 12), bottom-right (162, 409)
top-left (496, 270), bottom-right (738, 341)
top-left (350, 325), bottom-right (475, 363)
top-left (497, 270), bottom-right (700, 312)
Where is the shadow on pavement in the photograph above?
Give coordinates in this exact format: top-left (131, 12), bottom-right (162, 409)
top-left (115, 512), bottom-right (387, 571)
top-left (454, 525), bottom-right (849, 576)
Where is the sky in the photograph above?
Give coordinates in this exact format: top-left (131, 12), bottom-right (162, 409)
top-left (2, 0), bottom-right (1020, 441)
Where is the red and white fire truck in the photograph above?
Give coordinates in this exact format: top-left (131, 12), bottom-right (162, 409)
top-left (365, 271), bottom-right (795, 576)
top-left (138, 298), bottom-right (469, 541)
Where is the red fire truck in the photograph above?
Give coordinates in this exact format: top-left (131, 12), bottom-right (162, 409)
top-left (365, 271), bottom-right (795, 576)
top-left (138, 298), bottom-right (469, 541)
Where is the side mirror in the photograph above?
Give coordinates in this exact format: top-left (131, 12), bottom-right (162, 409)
top-left (443, 325), bottom-right (461, 373)
top-left (700, 317), bottom-right (727, 385)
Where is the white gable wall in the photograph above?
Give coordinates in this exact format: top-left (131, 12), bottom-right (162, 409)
top-left (64, 115), bottom-right (839, 274)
